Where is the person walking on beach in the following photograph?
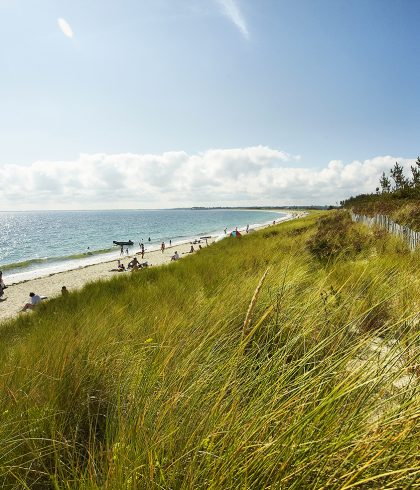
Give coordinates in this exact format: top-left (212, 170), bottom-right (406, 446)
top-left (169, 239), bottom-right (172, 246)
top-left (161, 242), bottom-right (165, 253)
top-left (120, 245), bottom-right (124, 256)
top-left (22, 292), bottom-right (42, 311)
top-left (0, 273), bottom-right (5, 300)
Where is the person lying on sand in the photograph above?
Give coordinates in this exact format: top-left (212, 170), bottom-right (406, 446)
top-left (22, 292), bottom-right (43, 311)
top-left (110, 263), bottom-right (126, 272)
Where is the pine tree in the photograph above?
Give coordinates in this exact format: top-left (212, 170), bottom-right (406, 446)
top-left (390, 162), bottom-right (408, 191)
top-left (410, 156), bottom-right (420, 188)
top-left (379, 172), bottom-right (391, 193)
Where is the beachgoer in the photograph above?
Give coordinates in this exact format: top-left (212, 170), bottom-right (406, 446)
top-left (171, 251), bottom-right (180, 261)
top-left (128, 257), bottom-right (140, 269)
top-left (141, 248), bottom-right (145, 259)
top-left (22, 292), bottom-right (42, 311)
top-left (199, 244), bottom-right (202, 250)
top-left (224, 228), bottom-right (227, 234)
top-left (0, 271), bottom-right (6, 290)
top-left (246, 224), bottom-right (249, 233)
top-left (61, 286), bottom-right (69, 296)
top-left (148, 237), bottom-right (151, 242)
top-left (120, 245), bottom-right (124, 255)
top-left (125, 248), bottom-right (129, 255)
top-left (161, 242), bottom-right (165, 253)
top-left (169, 239), bottom-right (172, 246)
top-left (190, 245), bottom-right (194, 253)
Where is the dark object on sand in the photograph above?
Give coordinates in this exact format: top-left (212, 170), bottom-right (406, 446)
top-left (113, 240), bottom-right (134, 246)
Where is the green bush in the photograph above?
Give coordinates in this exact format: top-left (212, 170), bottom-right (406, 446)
top-left (306, 210), bottom-right (371, 261)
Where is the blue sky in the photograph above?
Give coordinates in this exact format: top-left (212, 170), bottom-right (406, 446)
top-left (0, 0), bottom-right (419, 209)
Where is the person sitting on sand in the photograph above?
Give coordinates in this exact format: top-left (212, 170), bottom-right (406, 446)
top-left (189, 245), bottom-right (194, 253)
top-left (61, 286), bottom-right (69, 296)
top-left (22, 292), bottom-right (42, 311)
top-left (171, 251), bottom-right (180, 261)
top-left (127, 257), bottom-right (140, 269)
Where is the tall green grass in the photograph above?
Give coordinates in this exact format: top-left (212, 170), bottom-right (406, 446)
top-left (0, 213), bottom-right (418, 489)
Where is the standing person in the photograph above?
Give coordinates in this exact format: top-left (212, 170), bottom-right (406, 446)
top-left (161, 242), bottom-right (165, 253)
top-left (22, 292), bottom-right (42, 311)
top-left (125, 248), bottom-right (129, 255)
top-left (169, 239), bottom-right (172, 246)
top-left (246, 224), bottom-right (249, 233)
top-left (120, 245), bottom-right (124, 256)
top-left (224, 228), bottom-right (227, 234)
top-left (148, 237), bottom-right (151, 242)
top-left (0, 272), bottom-right (4, 300)
top-left (141, 244), bottom-right (145, 259)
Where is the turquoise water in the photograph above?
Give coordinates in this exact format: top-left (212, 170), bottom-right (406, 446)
top-left (0, 209), bottom-right (287, 280)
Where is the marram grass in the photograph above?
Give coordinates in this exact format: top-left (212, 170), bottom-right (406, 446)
top-left (0, 212), bottom-right (418, 489)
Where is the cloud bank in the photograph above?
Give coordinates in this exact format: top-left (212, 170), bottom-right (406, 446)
top-left (57, 18), bottom-right (74, 38)
top-left (216, 0), bottom-right (249, 39)
top-left (0, 146), bottom-right (414, 210)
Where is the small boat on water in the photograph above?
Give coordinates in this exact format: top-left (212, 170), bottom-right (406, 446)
top-left (113, 240), bottom-right (134, 246)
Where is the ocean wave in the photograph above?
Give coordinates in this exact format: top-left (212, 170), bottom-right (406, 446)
top-left (0, 247), bottom-right (114, 272)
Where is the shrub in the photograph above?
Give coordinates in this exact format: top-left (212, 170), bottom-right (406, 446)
top-left (306, 210), bottom-right (370, 261)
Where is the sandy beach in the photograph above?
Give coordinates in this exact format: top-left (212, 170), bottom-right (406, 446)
top-left (0, 213), bottom-right (305, 323)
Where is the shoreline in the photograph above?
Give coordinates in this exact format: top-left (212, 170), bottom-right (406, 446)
top-left (1, 210), bottom-right (291, 284)
top-left (0, 212), bottom-right (305, 323)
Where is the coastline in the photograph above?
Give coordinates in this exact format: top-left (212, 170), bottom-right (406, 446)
top-left (0, 212), bottom-right (304, 322)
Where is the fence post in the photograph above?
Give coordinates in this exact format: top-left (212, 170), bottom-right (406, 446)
top-left (349, 210), bottom-right (418, 251)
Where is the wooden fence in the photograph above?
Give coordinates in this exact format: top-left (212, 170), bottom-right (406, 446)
top-left (350, 212), bottom-right (420, 251)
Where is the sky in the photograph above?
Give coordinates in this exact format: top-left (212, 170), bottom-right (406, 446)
top-left (0, 0), bottom-right (419, 210)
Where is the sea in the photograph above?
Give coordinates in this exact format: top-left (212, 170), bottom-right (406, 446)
top-left (0, 209), bottom-right (288, 283)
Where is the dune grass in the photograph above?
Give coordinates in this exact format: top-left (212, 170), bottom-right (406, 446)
top-left (0, 212), bottom-right (418, 489)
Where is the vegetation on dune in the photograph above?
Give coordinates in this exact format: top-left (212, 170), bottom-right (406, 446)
top-left (342, 157), bottom-right (420, 231)
top-left (0, 213), bottom-right (419, 488)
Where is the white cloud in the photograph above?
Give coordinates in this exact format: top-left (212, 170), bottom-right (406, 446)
top-left (0, 147), bottom-right (415, 210)
top-left (215, 0), bottom-right (249, 39)
top-left (57, 18), bottom-right (74, 38)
